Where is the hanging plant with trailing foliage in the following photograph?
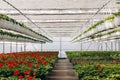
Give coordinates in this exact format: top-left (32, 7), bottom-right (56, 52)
top-left (0, 14), bottom-right (52, 42)
top-left (0, 29), bottom-right (44, 43)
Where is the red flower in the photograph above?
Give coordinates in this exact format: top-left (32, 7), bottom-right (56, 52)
top-left (42, 61), bottom-right (47, 65)
top-left (35, 65), bottom-right (39, 69)
top-left (98, 69), bottom-right (103, 73)
top-left (37, 59), bottom-right (41, 63)
top-left (107, 64), bottom-right (111, 66)
top-left (24, 70), bottom-right (31, 75)
top-left (18, 75), bottom-right (23, 79)
top-left (119, 58), bottom-right (120, 61)
top-left (118, 62), bottom-right (120, 64)
top-left (27, 60), bottom-right (31, 63)
top-left (97, 64), bottom-right (101, 67)
top-left (28, 63), bottom-right (32, 68)
top-left (0, 63), bottom-right (3, 68)
top-left (27, 76), bottom-right (33, 80)
top-left (33, 72), bottom-right (36, 76)
top-left (14, 69), bottom-right (19, 75)
top-left (8, 64), bottom-right (14, 69)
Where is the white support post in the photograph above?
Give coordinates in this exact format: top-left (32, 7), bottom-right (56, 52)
top-left (105, 42), bottom-right (107, 51)
top-left (3, 40), bottom-right (5, 53)
top-left (24, 42), bottom-right (26, 52)
top-left (41, 43), bottom-right (43, 53)
top-left (59, 37), bottom-right (62, 58)
top-left (10, 41), bottom-right (12, 53)
top-left (21, 43), bottom-right (22, 52)
top-left (16, 41), bottom-right (18, 53)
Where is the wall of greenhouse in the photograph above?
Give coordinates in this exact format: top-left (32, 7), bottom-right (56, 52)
top-left (0, 37), bottom-right (120, 53)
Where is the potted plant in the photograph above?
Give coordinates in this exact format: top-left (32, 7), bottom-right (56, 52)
top-left (113, 11), bottom-right (120, 27)
top-left (104, 16), bottom-right (115, 29)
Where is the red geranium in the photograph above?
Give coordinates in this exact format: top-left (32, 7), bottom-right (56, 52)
top-left (33, 72), bottom-right (37, 76)
top-left (24, 70), bottom-right (31, 75)
top-left (8, 64), bottom-right (14, 69)
top-left (0, 63), bottom-right (3, 68)
top-left (97, 64), bottom-right (101, 67)
top-left (35, 65), bottom-right (39, 69)
top-left (27, 76), bottom-right (33, 80)
top-left (28, 63), bottom-right (33, 68)
top-left (118, 62), bottom-right (120, 64)
top-left (42, 61), bottom-right (47, 65)
top-left (98, 69), bottom-right (103, 73)
top-left (18, 75), bottom-right (23, 79)
top-left (14, 69), bottom-right (19, 75)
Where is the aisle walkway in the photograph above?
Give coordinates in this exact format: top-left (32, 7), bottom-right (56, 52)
top-left (47, 59), bottom-right (79, 80)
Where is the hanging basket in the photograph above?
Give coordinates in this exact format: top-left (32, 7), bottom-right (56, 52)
top-left (114, 16), bottom-right (120, 27)
top-left (105, 20), bottom-right (115, 29)
top-left (0, 20), bottom-right (37, 38)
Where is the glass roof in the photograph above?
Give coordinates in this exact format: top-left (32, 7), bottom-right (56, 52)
top-left (0, 0), bottom-right (119, 38)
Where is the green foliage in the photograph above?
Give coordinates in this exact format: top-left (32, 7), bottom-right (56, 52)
top-left (0, 29), bottom-right (43, 43)
top-left (105, 16), bottom-right (114, 21)
top-left (72, 15), bottom-right (115, 41)
top-left (0, 52), bottom-right (58, 80)
top-left (113, 11), bottom-right (120, 17)
top-left (0, 13), bottom-right (52, 42)
top-left (92, 29), bottom-right (119, 39)
top-left (66, 51), bottom-right (120, 79)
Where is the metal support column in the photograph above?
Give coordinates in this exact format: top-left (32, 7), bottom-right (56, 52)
top-left (3, 41), bottom-right (5, 53)
top-left (105, 42), bottom-right (107, 51)
top-left (41, 43), bottom-right (43, 53)
top-left (60, 37), bottom-right (62, 58)
top-left (115, 40), bottom-right (117, 51)
top-left (119, 40), bottom-right (120, 51)
top-left (10, 41), bottom-right (12, 53)
top-left (21, 43), bottom-right (22, 52)
top-left (16, 41), bottom-right (18, 53)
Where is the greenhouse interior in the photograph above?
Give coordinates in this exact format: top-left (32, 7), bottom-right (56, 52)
top-left (0, 0), bottom-right (120, 80)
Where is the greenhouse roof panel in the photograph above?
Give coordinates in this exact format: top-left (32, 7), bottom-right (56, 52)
top-left (0, 0), bottom-right (119, 38)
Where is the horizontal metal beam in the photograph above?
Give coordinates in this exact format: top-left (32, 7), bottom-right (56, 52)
top-left (0, 8), bottom-right (118, 15)
top-left (32, 27), bottom-right (81, 29)
top-left (50, 32), bottom-right (75, 33)
top-left (17, 19), bottom-right (101, 23)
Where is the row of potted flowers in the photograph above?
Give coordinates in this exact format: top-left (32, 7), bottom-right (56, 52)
top-left (72, 11), bottom-right (120, 42)
top-left (0, 13), bottom-right (52, 42)
top-left (0, 51), bottom-right (58, 80)
top-left (66, 51), bottom-right (120, 80)
top-left (0, 29), bottom-right (45, 43)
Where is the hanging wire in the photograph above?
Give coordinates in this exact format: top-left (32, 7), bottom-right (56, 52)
top-left (73, 0), bottom-right (112, 41)
top-left (2, 0), bottom-right (52, 38)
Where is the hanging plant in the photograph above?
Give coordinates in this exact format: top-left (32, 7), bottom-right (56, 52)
top-left (0, 13), bottom-right (52, 42)
top-left (72, 15), bottom-right (116, 42)
top-left (0, 29), bottom-right (45, 43)
top-left (113, 11), bottom-right (120, 27)
top-left (91, 29), bottom-right (118, 39)
top-left (104, 16), bottom-right (114, 21)
top-left (113, 11), bottom-right (120, 17)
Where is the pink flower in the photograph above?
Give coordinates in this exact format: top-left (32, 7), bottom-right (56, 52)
top-left (112, 60), bottom-right (116, 64)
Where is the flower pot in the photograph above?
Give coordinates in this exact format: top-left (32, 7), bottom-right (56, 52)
top-left (0, 20), bottom-right (38, 39)
top-left (114, 16), bottom-right (120, 27)
top-left (105, 20), bottom-right (115, 29)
